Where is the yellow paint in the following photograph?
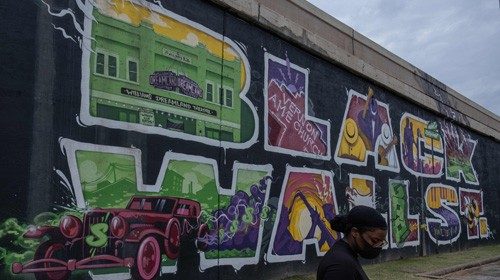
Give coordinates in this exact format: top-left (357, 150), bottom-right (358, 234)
top-left (287, 191), bottom-right (338, 251)
top-left (351, 178), bottom-right (372, 196)
top-left (401, 117), bottom-right (443, 151)
top-left (479, 218), bottom-right (488, 236)
top-left (338, 118), bottom-right (367, 161)
top-left (426, 185), bottom-right (457, 209)
top-left (95, 0), bottom-right (246, 90)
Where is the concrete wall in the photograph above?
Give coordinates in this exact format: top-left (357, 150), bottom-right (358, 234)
top-left (0, 0), bottom-right (499, 279)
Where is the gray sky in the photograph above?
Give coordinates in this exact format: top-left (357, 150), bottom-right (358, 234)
top-left (306, 0), bottom-right (500, 117)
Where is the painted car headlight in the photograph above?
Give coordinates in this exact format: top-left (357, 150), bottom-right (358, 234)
top-left (110, 216), bottom-right (128, 238)
top-left (59, 215), bottom-right (82, 239)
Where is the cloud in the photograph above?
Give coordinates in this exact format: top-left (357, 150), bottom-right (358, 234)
top-left (181, 32), bottom-right (200, 47)
top-left (149, 12), bottom-right (170, 27)
top-left (306, 0), bottom-right (500, 116)
top-left (94, 0), bottom-right (133, 24)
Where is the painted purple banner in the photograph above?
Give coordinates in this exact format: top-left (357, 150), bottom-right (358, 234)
top-left (150, 71), bottom-right (203, 99)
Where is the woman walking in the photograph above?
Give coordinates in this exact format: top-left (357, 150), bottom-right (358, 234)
top-left (317, 205), bottom-right (388, 280)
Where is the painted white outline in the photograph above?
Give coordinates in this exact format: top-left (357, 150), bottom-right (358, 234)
top-left (458, 187), bottom-right (484, 216)
top-left (400, 113), bottom-right (444, 179)
top-left (81, 0), bottom-right (258, 149)
top-left (441, 123), bottom-right (479, 185)
top-left (458, 187), bottom-right (484, 240)
top-left (334, 89), bottom-right (398, 172)
top-left (266, 166), bottom-right (338, 263)
top-left (263, 52), bottom-right (331, 161)
top-left (347, 173), bottom-right (376, 209)
top-left (60, 138), bottom-right (273, 273)
top-left (347, 174), bottom-right (390, 249)
top-left (388, 179), bottom-right (420, 248)
top-left (425, 184), bottom-right (461, 245)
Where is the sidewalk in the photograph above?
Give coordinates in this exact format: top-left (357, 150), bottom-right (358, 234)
top-left (282, 244), bottom-right (500, 280)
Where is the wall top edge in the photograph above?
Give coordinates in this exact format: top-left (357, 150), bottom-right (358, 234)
top-left (209, 0), bottom-right (500, 140)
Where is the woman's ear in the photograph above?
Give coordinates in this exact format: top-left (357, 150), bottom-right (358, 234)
top-left (351, 227), bottom-right (359, 238)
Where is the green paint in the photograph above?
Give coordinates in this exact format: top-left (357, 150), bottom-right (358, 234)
top-left (89, 9), bottom-right (254, 143)
top-left (242, 207), bottom-right (254, 224)
top-left (260, 205), bottom-right (271, 220)
top-left (205, 248), bottom-right (256, 259)
top-left (85, 223), bottom-right (109, 248)
top-left (390, 181), bottom-right (411, 245)
top-left (446, 158), bottom-right (478, 183)
top-left (230, 220), bottom-right (239, 234)
top-left (76, 150), bottom-right (138, 208)
top-left (218, 229), bottom-right (225, 240)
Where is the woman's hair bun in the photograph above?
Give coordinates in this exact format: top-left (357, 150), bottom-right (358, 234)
top-left (329, 215), bottom-right (347, 233)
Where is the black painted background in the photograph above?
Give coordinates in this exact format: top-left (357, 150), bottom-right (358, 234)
top-left (0, 0), bottom-right (499, 279)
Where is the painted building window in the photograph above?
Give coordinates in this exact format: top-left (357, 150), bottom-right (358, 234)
top-left (96, 53), bottom-right (105, 74)
top-left (219, 87), bottom-right (224, 106)
top-left (128, 59), bottom-right (138, 82)
top-left (225, 89), bottom-right (233, 108)
top-left (216, 87), bottom-right (234, 107)
top-left (206, 128), bottom-right (220, 140)
top-left (95, 51), bottom-right (120, 78)
top-left (206, 82), bottom-right (214, 102)
top-left (108, 55), bottom-right (117, 77)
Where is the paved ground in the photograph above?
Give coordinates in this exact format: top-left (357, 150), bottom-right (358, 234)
top-left (444, 261), bottom-right (500, 280)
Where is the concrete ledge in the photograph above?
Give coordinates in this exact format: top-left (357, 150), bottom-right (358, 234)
top-left (415, 255), bottom-right (500, 279)
top-left (208, 0), bottom-right (500, 140)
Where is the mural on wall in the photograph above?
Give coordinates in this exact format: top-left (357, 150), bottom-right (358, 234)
top-left (459, 188), bottom-right (489, 240)
top-left (346, 174), bottom-right (376, 209)
top-left (400, 113), bottom-right (444, 178)
top-left (264, 52), bottom-right (331, 160)
top-left (79, 0), bottom-right (258, 149)
top-left (388, 179), bottom-right (419, 248)
top-left (479, 217), bottom-right (491, 239)
top-left (1, 0), bottom-right (498, 279)
top-left (197, 167), bottom-right (273, 271)
top-left (425, 184), bottom-right (461, 245)
top-left (345, 174), bottom-right (388, 249)
top-left (267, 167), bottom-right (339, 263)
top-left (334, 88), bottom-right (399, 172)
top-left (8, 138), bottom-right (274, 279)
top-left (441, 122), bottom-right (479, 185)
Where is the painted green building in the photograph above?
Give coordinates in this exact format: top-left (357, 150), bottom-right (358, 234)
top-left (89, 11), bottom-right (246, 142)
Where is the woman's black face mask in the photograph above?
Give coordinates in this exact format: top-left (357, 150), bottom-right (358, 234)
top-left (354, 233), bottom-right (383, 259)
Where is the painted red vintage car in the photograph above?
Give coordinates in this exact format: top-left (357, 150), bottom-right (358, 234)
top-left (12, 196), bottom-right (207, 280)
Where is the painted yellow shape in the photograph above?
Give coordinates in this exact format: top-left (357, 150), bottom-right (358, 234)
top-left (351, 178), bottom-right (372, 196)
top-left (401, 117), bottom-right (443, 152)
top-left (479, 218), bottom-right (488, 236)
top-left (426, 186), bottom-right (457, 209)
top-left (287, 191), bottom-right (337, 251)
top-left (95, 0), bottom-right (246, 89)
top-left (338, 118), bottom-right (367, 161)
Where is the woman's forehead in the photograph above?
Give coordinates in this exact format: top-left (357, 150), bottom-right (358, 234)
top-left (366, 228), bottom-right (387, 238)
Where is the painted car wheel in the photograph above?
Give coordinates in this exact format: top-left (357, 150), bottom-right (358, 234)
top-left (132, 236), bottom-right (161, 280)
top-left (164, 219), bottom-right (180, 259)
top-left (34, 241), bottom-right (70, 280)
top-left (195, 223), bottom-right (209, 252)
